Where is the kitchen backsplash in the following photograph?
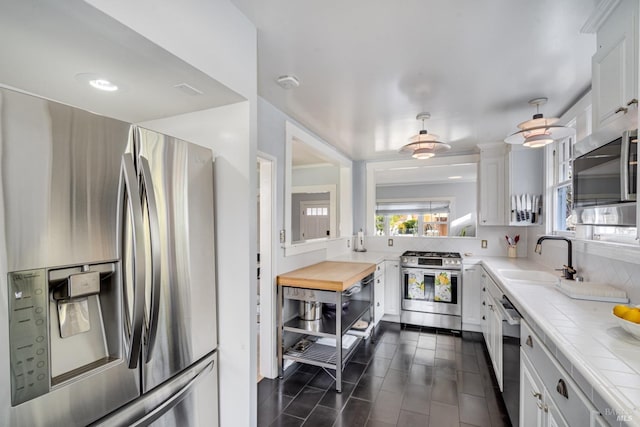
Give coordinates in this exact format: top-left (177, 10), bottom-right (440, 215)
top-left (525, 226), bottom-right (640, 303)
top-left (364, 226), bottom-right (528, 258)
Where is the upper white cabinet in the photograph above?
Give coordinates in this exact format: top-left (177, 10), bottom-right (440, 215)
top-left (478, 143), bottom-right (507, 226)
top-left (592, 0), bottom-right (638, 131)
top-left (478, 143), bottom-right (544, 226)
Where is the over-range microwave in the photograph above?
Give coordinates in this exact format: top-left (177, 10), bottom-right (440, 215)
top-left (573, 129), bottom-right (637, 226)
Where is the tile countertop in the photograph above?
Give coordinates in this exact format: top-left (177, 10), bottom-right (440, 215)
top-left (479, 257), bottom-right (640, 427)
top-left (329, 250), bottom-right (400, 265)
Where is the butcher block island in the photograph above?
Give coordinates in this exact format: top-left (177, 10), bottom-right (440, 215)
top-left (277, 261), bottom-right (376, 391)
top-left (276, 261), bottom-right (376, 291)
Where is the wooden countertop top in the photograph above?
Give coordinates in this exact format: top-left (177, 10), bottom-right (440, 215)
top-left (277, 261), bottom-right (376, 292)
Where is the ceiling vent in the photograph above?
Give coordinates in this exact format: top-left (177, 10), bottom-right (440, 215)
top-left (276, 75), bottom-right (300, 89)
top-left (174, 83), bottom-right (204, 96)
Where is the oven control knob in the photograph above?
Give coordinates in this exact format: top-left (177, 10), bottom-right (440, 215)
top-left (402, 257), bottom-right (408, 263)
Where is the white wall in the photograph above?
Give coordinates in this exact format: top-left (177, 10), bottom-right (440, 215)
top-left (257, 97), bottom-right (350, 272)
top-left (86, 2), bottom-right (259, 425)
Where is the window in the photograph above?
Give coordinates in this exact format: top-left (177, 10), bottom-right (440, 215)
top-left (375, 201), bottom-right (450, 237)
top-left (551, 121), bottom-right (576, 233)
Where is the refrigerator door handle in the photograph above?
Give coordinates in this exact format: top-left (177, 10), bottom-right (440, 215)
top-left (129, 360), bottom-right (214, 426)
top-left (139, 155), bottom-right (162, 363)
top-left (89, 354), bottom-right (216, 427)
top-left (120, 153), bottom-right (147, 369)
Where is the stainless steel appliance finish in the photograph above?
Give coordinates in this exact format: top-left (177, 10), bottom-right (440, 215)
top-left (399, 251), bottom-right (462, 330)
top-left (497, 296), bottom-right (521, 427)
top-left (573, 129), bottom-right (637, 226)
top-left (0, 87), bottom-right (218, 426)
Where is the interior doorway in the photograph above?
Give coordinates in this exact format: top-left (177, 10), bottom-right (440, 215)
top-left (257, 154), bottom-right (276, 380)
top-left (300, 200), bottom-right (330, 240)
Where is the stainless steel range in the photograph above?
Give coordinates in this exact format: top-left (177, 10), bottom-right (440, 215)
top-left (399, 251), bottom-right (462, 330)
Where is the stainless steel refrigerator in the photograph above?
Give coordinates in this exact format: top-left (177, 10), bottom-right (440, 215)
top-left (0, 87), bottom-right (218, 426)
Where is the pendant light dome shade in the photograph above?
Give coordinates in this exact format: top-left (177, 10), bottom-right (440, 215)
top-left (505, 98), bottom-right (575, 147)
top-left (401, 113), bottom-right (451, 159)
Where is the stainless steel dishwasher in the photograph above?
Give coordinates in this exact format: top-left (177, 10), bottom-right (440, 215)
top-left (496, 295), bottom-right (521, 426)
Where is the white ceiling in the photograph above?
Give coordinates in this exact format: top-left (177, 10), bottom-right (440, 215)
top-left (231, 0), bottom-right (597, 161)
top-left (0, 1), bottom-right (244, 124)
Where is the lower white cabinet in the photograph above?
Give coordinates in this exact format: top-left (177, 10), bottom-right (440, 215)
top-left (384, 260), bottom-right (400, 316)
top-left (520, 320), bottom-right (601, 427)
top-left (462, 264), bottom-right (482, 330)
top-left (480, 267), bottom-right (503, 390)
top-left (373, 262), bottom-right (385, 325)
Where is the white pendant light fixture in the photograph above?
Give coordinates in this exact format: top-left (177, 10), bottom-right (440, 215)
top-left (505, 98), bottom-right (574, 147)
top-left (400, 113), bottom-right (451, 159)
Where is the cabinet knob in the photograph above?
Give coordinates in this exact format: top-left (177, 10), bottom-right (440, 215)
top-left (377, 302), bottom-right (380, 307)
top-left (627, 98), bottom-right (638, 106)
top-left (482, 301), bottom-right (486, 306)
top-left (556, 379), bottom-right (569, 399)
top-left (482, 316), bottom-right (485, 320)
top-left (377, 279), bottom-right (380, 284)
top-left (526, 335), bottom-right (533, 348)
top-left (614, 106), bottom-right (629, 114)
top-left (531, 391), bottom-right (542, 399)
top-left (482, 287), bottom-right (486, 292)
top-left (482, 219), bottom-right (487, 223)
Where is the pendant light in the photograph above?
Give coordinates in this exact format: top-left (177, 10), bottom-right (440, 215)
top-left (504, 98), bottom-right (574, 147)
top-left (400, 113), bottom-right (451, 159)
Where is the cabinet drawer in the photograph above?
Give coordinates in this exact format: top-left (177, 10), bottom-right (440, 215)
top-left (521, 321), bottom-right (598, 427)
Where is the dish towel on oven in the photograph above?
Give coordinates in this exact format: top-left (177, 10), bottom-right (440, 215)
top-left (434, 271), bottom-right (452, 302)
top-left (407, 271), bottom-right (425, 299)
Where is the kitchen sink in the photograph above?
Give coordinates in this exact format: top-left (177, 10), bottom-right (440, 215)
top-left (498, 269), bottom-right (559, 284)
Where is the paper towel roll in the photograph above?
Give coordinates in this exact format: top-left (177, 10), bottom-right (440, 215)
top-left (356, 231), bottom-right (365, 251)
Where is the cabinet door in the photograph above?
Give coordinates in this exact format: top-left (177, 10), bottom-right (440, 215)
top-left (384, 261), bottom-right (400, 315)
top-left (462, 266), bottom-right (481, 328)
top-left (520, 352), bottom-right (544, 427)
top-left (546, 400), bottom-right (570, 427)
top-left (592, 0), bottom-right (638, 130)
top-left (374, 273), bottom-right (384, 325)
top-left (479, 152), bottom-right (506, 225)
top-left (490, 302), bottom-right (503, 390)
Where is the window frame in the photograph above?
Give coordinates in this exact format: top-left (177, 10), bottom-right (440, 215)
top-left (375, 198), bottom-right (453, 238)
top-left (547, 121), bottom-right (576, 237)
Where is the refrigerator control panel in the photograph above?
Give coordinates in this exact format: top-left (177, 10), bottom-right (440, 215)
top-left (8, 269), bottom-right (49, 405)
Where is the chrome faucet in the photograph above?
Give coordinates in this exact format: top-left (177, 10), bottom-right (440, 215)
top-left (534, 236), bottom-right (576, 280)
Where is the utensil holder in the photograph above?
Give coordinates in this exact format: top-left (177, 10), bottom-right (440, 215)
top-left (507, 245), bottom-right (517, 258)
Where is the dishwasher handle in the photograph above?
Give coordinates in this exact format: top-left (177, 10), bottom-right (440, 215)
top-left (496, 296), bottom-right (521, 326)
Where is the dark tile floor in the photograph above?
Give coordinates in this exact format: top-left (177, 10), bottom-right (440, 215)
top-left (258, 322), bottom-right (511, 427)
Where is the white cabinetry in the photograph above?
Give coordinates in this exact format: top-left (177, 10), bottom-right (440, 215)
top-left (478, 144), bottom-right (506, 226)
top-left (480, 267), bottom-right (503, 389)
top-left (520, 320), bottom-right (602, 427)
top-left (373, 262), bottom-right (385, 325)
top-left (462, 264), bottom-right (482, 331)
top-left (592, 0), bottom-right (638, 131)
top-left (383, 260), bottom-right (400, 316)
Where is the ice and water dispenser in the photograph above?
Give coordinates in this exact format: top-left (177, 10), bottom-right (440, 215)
top-left (8, 262), bottom-right (121, 405)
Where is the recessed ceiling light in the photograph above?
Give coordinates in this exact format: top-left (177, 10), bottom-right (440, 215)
top-left (75, 73), bottom-right (121, 92)
top-left (89, 78), bottom-right (118, 92)
top-left (448, 176), bottom-right (462, 180)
